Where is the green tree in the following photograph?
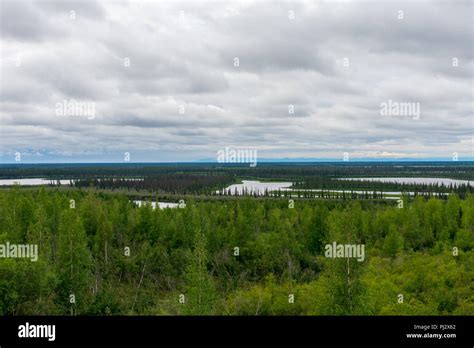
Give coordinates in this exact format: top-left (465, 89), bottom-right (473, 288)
top-left (183, 232), bottom-right (217, 315)
top-left (383, 224), bottom-right (403, 258)
top-left (56, 209), bottom-right (93, 314)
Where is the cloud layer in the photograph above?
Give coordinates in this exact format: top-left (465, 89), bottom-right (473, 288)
top-left (1, 0), bottom-right (472, 162)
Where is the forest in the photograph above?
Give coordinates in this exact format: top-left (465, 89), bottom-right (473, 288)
top-left (73, 174), bottom-right (234, 195)
top-left (1, 161), bottom-right (473, 180)
top-left (1, 162), bottom-right (473, 195)
top-left (0, 185), bottom-right (472, 315)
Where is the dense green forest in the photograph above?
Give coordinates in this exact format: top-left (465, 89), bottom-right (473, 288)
top-left (292, 178), bottom-right (472, 195)
top-left (1, 162), bottom-right (472, 195)
top-left (73, 176), bottom-right (470, 196)
top-left (2, 162), bottom-right (473, 180)
top-left (0, 187), bottom-right (472, 315)
top-left (73, 174), bottom-right (234, 195)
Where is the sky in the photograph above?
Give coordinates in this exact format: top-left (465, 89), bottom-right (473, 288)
top-left (0, 0), bottom-right (473, 163)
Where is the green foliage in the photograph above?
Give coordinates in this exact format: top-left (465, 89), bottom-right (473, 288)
top-left (383, 224), bottom-right (403, 258)
top-left (0, 188), bottom-right (472, 315)
top-left (56, 209), bottom-right (93, 314)
top-left (183, 233), bottom-right (217, 315)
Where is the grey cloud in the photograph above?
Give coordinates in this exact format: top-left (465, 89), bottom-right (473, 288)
top-left (0, 0), bottom-right (472, 162)
top-left (0, 1), bottom-right (54, 41)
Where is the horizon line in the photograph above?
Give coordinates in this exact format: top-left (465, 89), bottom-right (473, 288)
top-left (0, 159), bottom-right (473, 165)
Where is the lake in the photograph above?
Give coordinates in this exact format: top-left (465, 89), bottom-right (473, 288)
top-left (0, 178), bottom-right (71, 186)
top-left (0, 177), bottom-right (145, 186)
top-left (218, 180), bottom-right (450, 198)
top-left (217, 180), bottom-right (293, 195)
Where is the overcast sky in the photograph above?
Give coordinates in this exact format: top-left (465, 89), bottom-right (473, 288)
top-left (0, 0), bottom-right (472, 163)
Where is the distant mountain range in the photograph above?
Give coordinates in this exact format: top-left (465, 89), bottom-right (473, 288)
top-left (0, 158), bottom-right (473, 165)
top-left (196, 157), bottom-right (474, 163)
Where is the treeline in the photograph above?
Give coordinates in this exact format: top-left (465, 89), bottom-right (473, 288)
top-left (1, 162), bottom-right (473, 181)
top-left (293, 178), bottom-right (472, 195)
top-left (73, 174), bottom-right (234, 195)
top-left (0, 187), bottom-right (472, 315)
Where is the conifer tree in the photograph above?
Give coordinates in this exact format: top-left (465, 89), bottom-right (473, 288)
top-left (183, 232), bottom-right (216, 315)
